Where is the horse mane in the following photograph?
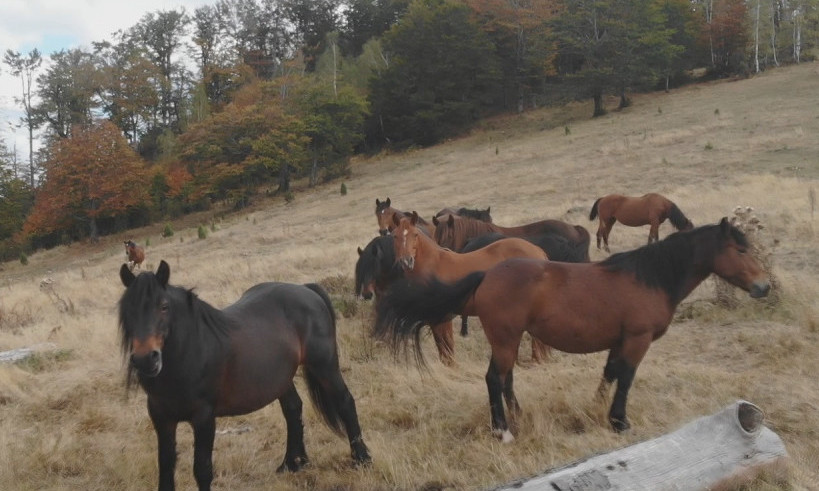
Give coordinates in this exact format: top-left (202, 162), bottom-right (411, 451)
top-left (601, 223), bottom-right (747, 305)
top-left (435, 215), bottom-right (497, 249)
top-left (355, 235), bottom-right (401, 293)
top-left (667, 203), bottom-right (692, 230)
top-left (118, 274), bottom-right (230, 390)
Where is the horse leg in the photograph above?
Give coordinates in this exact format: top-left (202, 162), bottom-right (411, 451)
top-left (603, 218), bottom-right (615, 252)
top-left (316, 369), bottom-right (372, 466)
top-left (530, 336), bottom-right (550, 363)
top-left (148, 401), bottom-right (178, 491)
top-left (190, 408), bottom-right (216, 490)
top-left (277, 384), bottom-right (309, 472)
top-left (431, 320), bottom-right (455, 366)
top-left (607, 335), bottom-right (651, 433)
top-left (596, 347), bottom-right (621, 401)
top-left (485, 336), bottom-right (521, 443)
top-left (460, 315), bottom-right (469, 337)
top-left (648, 218), bottom-right (660, 244)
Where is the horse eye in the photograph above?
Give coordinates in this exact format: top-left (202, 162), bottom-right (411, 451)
top-left (160, 301), bottom-right (169, 313)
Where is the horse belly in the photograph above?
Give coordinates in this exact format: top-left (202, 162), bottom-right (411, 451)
top-left (215, 329), bottom-right (301, 417)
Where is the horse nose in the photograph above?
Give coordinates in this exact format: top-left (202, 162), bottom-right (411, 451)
top-left (750, 281), bottom-right (771, 298)
top-left (130, 349), bottom-right (163, 376)
top-left (361, 290), bottom-right (373, 300)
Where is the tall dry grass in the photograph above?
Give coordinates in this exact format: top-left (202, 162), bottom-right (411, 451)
top-left (0, 64), bottom-right (818, 490)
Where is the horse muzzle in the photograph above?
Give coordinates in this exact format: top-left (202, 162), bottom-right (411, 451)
top-left (378, 229), bottom-right (390, 236)
top-left (749, 280), bottom-right (771, 299)
top-left (399, 257), bottom-right (415, 271)
top-left (131, 350), bottom-right (163, 377)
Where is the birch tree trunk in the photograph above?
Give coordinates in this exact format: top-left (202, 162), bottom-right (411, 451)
top-left (754, 0), bottom-right (761, 73)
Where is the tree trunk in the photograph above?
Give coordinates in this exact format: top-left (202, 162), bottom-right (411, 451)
top-left (754, 0), bottom-right (761, 73)
top-left (592, 92), bottom-right (606, 117)
top-left (278, 164), bottom-right (290, 193)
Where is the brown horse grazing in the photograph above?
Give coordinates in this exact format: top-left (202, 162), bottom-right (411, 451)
top-left (124, 240), bottom-right (145, 271)
top-left (434, 206), bottom-right (493, 223)
top-left (375, 197), bottom-right (434, 236)
top-left (589, 193), bottom-right (694, 252)
top-left (391, 212), bottom-right (550, 365)
top-left (433, 214), bottom-right (590, 260)
top-left (375, 219), bottom-right (770, 442)
top-left (119, 261), bottom-right (370, 491)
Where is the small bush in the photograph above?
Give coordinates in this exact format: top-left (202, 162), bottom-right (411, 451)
top-left (704, 141), bottom-right (713, 150)
top-left (564, 125), bottom-right (571, 135)
top-left (162, 223), bottom-right (174, 237)
top-left (19, 252), bottom-right (28, 265)
top-left (284, 191), bottom-right (295, 203)
top-left (197, 225), bottom-right (208, 240)
top-left (145, 237), bottom-right (151, 247)
top-left (340, 182), bottom-right (347, 196)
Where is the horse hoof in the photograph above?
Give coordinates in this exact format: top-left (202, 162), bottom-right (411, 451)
top-left (352, 444), bottom-right (372, 467)
top-left (610, 418), bottom-right (631, 433)
top-left (276, 456), bottom-right (309, 473)
top-left (492, 429), bottom-right (515, 443)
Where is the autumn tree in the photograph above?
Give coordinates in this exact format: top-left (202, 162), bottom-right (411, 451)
top-left (706, 0), bottom-right (749, 75)
top-left (24, 121), bottom-right (150, 241)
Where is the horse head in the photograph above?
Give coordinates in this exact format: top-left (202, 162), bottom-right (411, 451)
top-left (375, 197), bottom-right (393, 235)
top-left (710, 218), bottom-right (770, 298)
top-left (119, 260), bottom-right (172, 378)
top-left (392, 211), bottom-right (423, 271)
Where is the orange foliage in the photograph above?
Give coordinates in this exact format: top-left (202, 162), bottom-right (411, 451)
top-left (24, 121), bottom-right (150, 237)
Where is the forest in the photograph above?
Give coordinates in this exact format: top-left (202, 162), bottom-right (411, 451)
top-left (0, 0), bottom-right (816, 260)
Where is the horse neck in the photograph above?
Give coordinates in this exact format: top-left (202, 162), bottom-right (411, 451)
top-left (163, 289), bottom-right (230, 376)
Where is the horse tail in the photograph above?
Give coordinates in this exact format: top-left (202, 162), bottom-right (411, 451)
top-left (374, 272), bottom-right (485, 367)
top-left (668, 203), bottom-right (692, 231)
top-left (302, 282), bottom-right (347, 435)
top-left (574, 225), bottom-right (592, 262)
top-left (589, 198), bottom-right (602, 220)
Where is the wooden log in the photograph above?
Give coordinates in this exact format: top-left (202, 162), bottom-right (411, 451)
top-left (495, 400), bottom-right (788, 491)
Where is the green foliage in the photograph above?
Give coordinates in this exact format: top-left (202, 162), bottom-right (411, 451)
top-left (19, 252), bottom-right (28, 265)
top-left (340, 182), bottom-right (347, 195)
top-left (704, 141), bottom-right (714, 150)
top-left (162, 223), bottom-right (174, 237)
top-left (145, 237), bottom-right (150, 247)
top-left (284, 191), bottom-right (295, 203)
top-left (368, 0), bottom-right (502, 147)
top-left (197, 225), bottom-right (208, 239)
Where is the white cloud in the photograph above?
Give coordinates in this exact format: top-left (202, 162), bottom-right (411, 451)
top-left (0, 0), bottom-right (213, 155)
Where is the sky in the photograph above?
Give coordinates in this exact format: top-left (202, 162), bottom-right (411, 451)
top-left (0, 0), bottom-right (213, 160)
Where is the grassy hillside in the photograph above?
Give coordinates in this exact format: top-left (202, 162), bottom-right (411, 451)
top-left (0, 63), bottom-right (817, 490)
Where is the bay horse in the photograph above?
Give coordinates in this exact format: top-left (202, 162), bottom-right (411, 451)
top-left (433, 214), bottom-right (590, 260)
top-left (434, 206), bottom-right (493, 223)
top-left (119, 261), bottom-right (370, 490)
top-left (375, 197), bottom-right (434, 236)
top-left (390, 212), bottom-right (550, 365)
top-left (375, 218), bottom-right (770, 442)
top-left (355, 235), bottom-right (401, 301)
top-left (456, 231), bottom-right (589, 337)
top-left (589, 193), bottom-right (694, 252)
top-left (124, 240), bottom-right (145, 272)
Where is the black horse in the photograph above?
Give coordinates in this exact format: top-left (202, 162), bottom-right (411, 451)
top-left (355, 235), bottom-right (402, 301)
top-left (119, 260), bottom-right (371, 491)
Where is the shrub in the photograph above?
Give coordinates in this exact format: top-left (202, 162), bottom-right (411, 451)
top-left (340, 182), bottom-right (347, 195)
top-left (197, 225), bottom-right (208, 240)
top-left (162, 223), bottom-right (174, 237)
top-left (19, 252), bottom-right (28, 265)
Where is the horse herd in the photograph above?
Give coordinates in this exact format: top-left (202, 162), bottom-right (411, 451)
top-left (116, 193), bottom-right (770, 489)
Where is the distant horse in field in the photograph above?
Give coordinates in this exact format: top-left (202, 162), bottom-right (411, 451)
top-left (589, 193), bottom-right (694, 252)
top-left (456, 231), bottom-right (590, 337)
top-left (389, 212), bottom-right (549, 365)
top-left (433, 214), bottom-right (591, 258)
top-left (124, 240), bottom-right (145, 271)
top-left (434, 206), bottom-right (493, 223)
top-left (375, 197), bottom-right (434, 236)
top-left (375, 219), bottom-right (770, 442)
top-left (119, 261), bottom-right (370, 490)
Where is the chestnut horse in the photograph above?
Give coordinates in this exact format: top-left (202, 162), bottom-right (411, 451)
top-left (375, 197), bottom-right (434, 236)
top-left (390, 212), bottom-right (550, 365)
top-left (434, 206), bottom-right (493, 223)
top-left (589, 193), bottom-right (694, 252)
top-left (124, 240), bottom-right (145, 271)
top-left (375, 219), bottom-right (770, 442)
top-left (433, 214), bottom-right (590, 260)
top-left (119, 261), bottom-right (370, 490)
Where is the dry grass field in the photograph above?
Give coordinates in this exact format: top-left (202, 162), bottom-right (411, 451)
top-left (1, 63), bottom-right (817, 490)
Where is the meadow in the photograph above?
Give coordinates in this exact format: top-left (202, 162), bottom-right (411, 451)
top-left (0, 63), bottom-right (817, 490)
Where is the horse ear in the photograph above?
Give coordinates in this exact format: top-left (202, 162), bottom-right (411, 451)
top-left (447, 214), bottom-right (455, 226)
top-left (120, 264), bottom-right (135, 287)
top-left (385, 197), bottom-right (390, 207)
top-left (432, 215), bottom-right (439, 226)
top-left (486, 207), bottom-right (490, 213)
top-left (375, 198), bottom-right (380, 206)
top-left (410, 211), bottom-right (419, 225)
top-left (156, 260), bottom-right (170, 287)
top-left (357, 246), bottom-right (363, 256)
top-left (719, 217), bottom-right (730, 234)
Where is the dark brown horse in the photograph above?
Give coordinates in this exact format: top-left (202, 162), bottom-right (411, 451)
top-left (434, 206), bottom-right (493, 223)
top-left (375, 197), bottom-right (434, 236)
top-left (355, 235), bottom-right (401, 301)
top-left (433, 214), bottom-right (590, 259)
top-left (391, 212), bottom-right (549, 365)
top-left (589, 193), bottom-right (694, 252)
top-left (124, 240), bottom-right (145, 271)
top-left (119, 261), bottom-right (370, 490)
top-left (375, 219), bottom-right (770, 442)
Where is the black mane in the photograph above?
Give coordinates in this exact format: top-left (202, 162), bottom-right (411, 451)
top-left (118, 271), bottom-right (230, 389)
top-left (355, 235), bottom-right (402, 295)
top-left (600, 223), bottom-right (748, 305)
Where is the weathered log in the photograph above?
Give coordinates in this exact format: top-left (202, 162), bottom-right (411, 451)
top-left (0, 343), bottom-right (57, 364)
top-left (495, 400), bottom-right (788, 491)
